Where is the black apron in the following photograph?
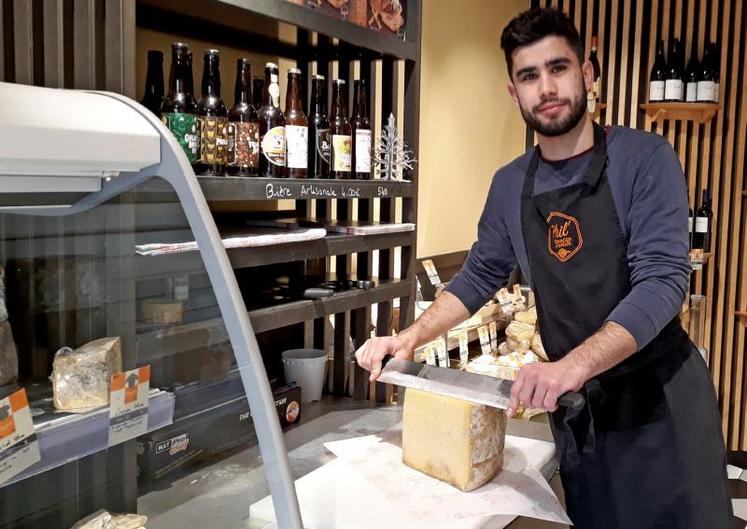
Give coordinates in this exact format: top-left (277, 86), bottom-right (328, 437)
top-left (519, 124), bottom-right (733, 528)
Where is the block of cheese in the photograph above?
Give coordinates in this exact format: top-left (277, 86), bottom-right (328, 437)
top-left (402, 388), bottom-right (506, 492)
top-left (513, 306), bottom-right (537, 326)
top-left (52, 337), bottom-right (122, 411)
top-left (531, 333), bottom-right (549, 361)
top-left (71, 510), bottom-right (147, 529)
top-left (0, 321), bottom-right (18, 386)
top-left (141, 298), bottom-right (183, 324)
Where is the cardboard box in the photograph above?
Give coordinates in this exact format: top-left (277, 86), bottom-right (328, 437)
top-left (287, 0), bottom-right (369, 27)
top-left (368, 0), bottom-right (406, 37)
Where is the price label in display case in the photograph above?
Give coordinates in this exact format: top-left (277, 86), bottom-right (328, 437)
top-left (0, 389), bottom-right (40, 484)
top-left (478, 326), bottom-right (492, 356)
top-left (489, 321), bottom-right (498, 351)
top-left (435, 338), bottom-right (450, 368)
top-left (422, 259), bottom-right (442, 286)
top-left (108, 365), bottom-right (151, 447)
top-left (458, 331), bottom-right (469, 366)
top-left (424, 345), bottom-right (437, 366)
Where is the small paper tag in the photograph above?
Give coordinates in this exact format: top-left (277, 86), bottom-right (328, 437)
top-left (512, 284), bottom-right (523, 298)
top-left (497, 288), bottom-right (513, 315)
top-left (422, 259), bottom-right (442, 286)
top-left (478, 326), bottom-right (492, 355)
top-left (424, 345), bottom-right (437, 366)
top-left (458, 331), bottom-right (469, 366)
top-left (109, 365), bottom-right (151, 447)
top-left (0, 389), bottom-right (41, 485)
top-left (489, 321), bottom-right (498, 350)
top-left (436, 339), bottom-right (450, 368)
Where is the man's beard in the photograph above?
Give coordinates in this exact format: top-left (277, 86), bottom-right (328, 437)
top-left (520, 87), bottom-right (588, 137)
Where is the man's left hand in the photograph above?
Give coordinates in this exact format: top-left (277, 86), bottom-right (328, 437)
top-left (507, 357), bottom-right (587, 417)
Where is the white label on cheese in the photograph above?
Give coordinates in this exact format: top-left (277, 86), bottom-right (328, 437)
top-left (496, 288), bottom-right (513, 315)
top-left (436, 339), bottom-right (449, 368)
top-left (422, 259), bottom-right (442, 286)
top-left (478, 326), bottom-right (491, 355)
top-left (489, 321), bottom-right (498, 351)
top-left (0, 389), bottom-right (40, 485)
top-left (424, 345), bottom-right (437, 366)
top-left (459, 331), bottom-right (469, 366)
top-left (285, 125), bottom-right (308, 169)
top-left (664, 79), bottom-right (684, 100)
top-left (109, 366), bottom-right (150, 447)
top-left (695, 217), bottom-right (709, 233)
top-left (649, 81), bottom-right (665, 101)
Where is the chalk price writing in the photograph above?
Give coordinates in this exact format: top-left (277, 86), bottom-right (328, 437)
top-left (300, 184), bottom-right (337, 198)
top-left (265, 183), bottom-right (292, 198)
top-left (342, 187), bottom-right (361, 198)
top-left (377, 186), bottom-right (389, 198)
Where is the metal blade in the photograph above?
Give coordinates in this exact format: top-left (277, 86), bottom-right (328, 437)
top-left (378, 358), bottom-right (514, 410)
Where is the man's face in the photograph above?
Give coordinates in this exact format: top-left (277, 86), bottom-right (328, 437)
top-left (507, 36), bottom-right (592, 137)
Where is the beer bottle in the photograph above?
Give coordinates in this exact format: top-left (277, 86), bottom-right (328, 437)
top-left (160, 42), bottom-right (201, 165)
top-left (258, 63), bottom-right (286, 177)
top-left (351, 79), bottom-right (371, 179)
top-left (308, 74), bottom-right (331, 179)
top-left (195, 49), bottom-right (228, 176)
top-left (141, 50), bottom-right (164, 116)
top-left (285, 68), bottom-right (308, 178)
top-left (252, 77), bottom-right (264, 111)
top-left (329, 79), bottom-right (352, 179)
top-left (227, 58), bottom-right (260, 176)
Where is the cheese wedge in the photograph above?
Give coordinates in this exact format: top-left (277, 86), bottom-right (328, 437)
top-left (402, 388), bottom-right (506, 492)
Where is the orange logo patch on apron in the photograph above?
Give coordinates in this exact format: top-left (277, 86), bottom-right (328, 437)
top-left (547, 212), bottom-right (583, 262)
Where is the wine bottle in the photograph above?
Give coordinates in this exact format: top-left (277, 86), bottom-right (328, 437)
top-left (684, 35), bottom-right (700, 103)
top-left (692, 189), bottom-right (713, 252)
top-left (587, 36), bottom-right (602, 113)
top-left (649, 39), bottom-right (667, 102)
top-left (664, 38), bottom-right (684, 102)
top-left (710, 42), bottom-right (720, 103)
top-left (696, 42), bottom-right (716, 103)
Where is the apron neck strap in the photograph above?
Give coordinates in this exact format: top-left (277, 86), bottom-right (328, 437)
top-left (521, 123), bottom-right (608, 201)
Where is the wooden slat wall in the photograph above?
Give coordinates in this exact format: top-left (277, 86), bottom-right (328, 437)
top-left (535, 0), bottom-right (747, 451)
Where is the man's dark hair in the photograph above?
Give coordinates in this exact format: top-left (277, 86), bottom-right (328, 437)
top-left (500, 7), bottom-right (584, 78)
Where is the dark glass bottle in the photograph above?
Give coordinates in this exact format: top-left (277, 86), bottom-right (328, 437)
top-left (285, 68), bottom-right (308, 178)
top-left (684, 34), bottom-right (700, 103)
top-left (351, 79), bottom-right (372, 180)
top-left (258, 63), bottom-right (286, 177)
top-left (664, 38), bottom-right (684, 102)
top-left (649, 39), bottom-right (667, 102)
top-left (308, 75), bottom-right (331, 179)
top-left (329, 79), bottom-right (352, 179)
top-left (141, 50), bottom-right (164, 116)
top-left (227, 58), bottom-right (260, 177)
top-left (692, 189), bottom-right (713, 252)
top-left (195, 49), bottom-right (228, 176)
top-left (696, 42), bottom-right (716, 103)
top-left (710, 42), bottom-right (720, 103)
top-left (587, 36), bottom-right (602, 112)
top-left (160, 42), bottom-right (201, 165)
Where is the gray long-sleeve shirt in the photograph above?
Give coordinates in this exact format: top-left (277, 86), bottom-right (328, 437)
top-left (445, 126), bottom-right (691, 350)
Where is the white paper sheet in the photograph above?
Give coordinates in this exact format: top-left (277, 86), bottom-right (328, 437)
top-left (323, 427), bottom-right (571, 526)
top-left (728, 464), bottom-right (744, 480)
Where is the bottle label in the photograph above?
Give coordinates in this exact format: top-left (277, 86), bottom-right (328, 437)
top-left (697, 81), bottom-right (715, 102)
top-left (162, 112), bottom-right (201, 164)
top-left (695, 217), bottom-right (709, 233)
top-left (316, 129), bottom-right (331, 163)
top-left (686, 82), bottom-right (697, 102)
top-left (355, 129), bottom-right (372, 173)
top-left (269, 79), bottom-right (280, 107)
top-left (713, 82), bottom-right (720, 103)
top-left (200, 116), bottom-right (228, 165)
top-left (261, 126), bottom-right (286, 166)
top-left (664, 79), bottom-right (684, 100)
top-left (228, 121), bottom-right (259, 169)
top-left (587, 92), bottom-right (596, 114)
top-left (332, 134), bottom-right (352, 172)
top-left (593, 78), bottom-right (601, 99)
top-left (688, 216), bottom-right (693, 233)
top-left (286, 125), bottom-right (308, 169)
top-left (649, 81), bottom-right (665, 101)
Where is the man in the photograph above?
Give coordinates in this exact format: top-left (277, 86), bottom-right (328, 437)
top-left (356, 7), bottom-right (733, 528)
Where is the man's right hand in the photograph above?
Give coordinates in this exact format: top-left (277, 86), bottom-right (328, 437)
top-left (355, 335), bottom-right (415, 382)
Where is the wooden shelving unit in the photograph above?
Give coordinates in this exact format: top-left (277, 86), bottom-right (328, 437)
top-left (639, 102), bottom-right (721, 124)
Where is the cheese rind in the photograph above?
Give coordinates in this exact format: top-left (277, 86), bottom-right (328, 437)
top-left (52, 337), bottom-right (123, 411)
top-left (402, 388), bottom-right (506, 492)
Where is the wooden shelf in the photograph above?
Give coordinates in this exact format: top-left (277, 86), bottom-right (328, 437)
top-left (137, 177), bottom-right (413, 202)
top-left (640, 102), bottom-right (721, 124)
top-left (137, 0), bottom-right (418, 61)
top-left (591, 102), bottom-right (607, 120)
top-left (736, 311), bottom-right (747, 323)
top-left (136, 277), bottom-right (412, 356)
top-left (133, 231), bottom-right (414, 279)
